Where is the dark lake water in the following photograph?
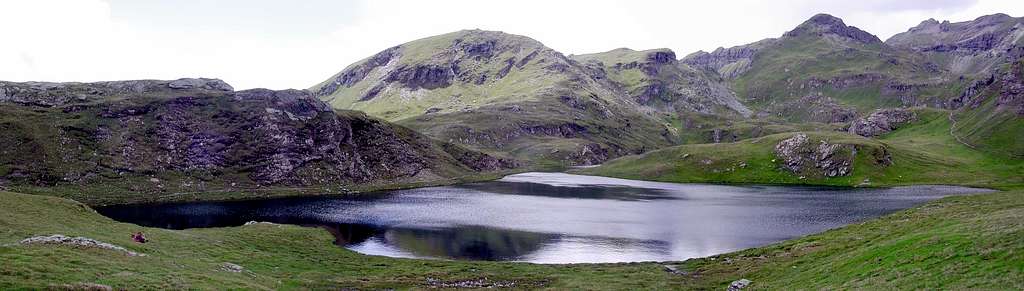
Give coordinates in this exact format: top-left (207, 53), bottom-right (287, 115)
top-left (97, 172), bottom-right (990, 263)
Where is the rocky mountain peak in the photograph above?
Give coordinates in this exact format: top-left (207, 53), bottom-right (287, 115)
top-left (907, 18), bottom-right (950, 33)
top-left (974, 13), bottom-right (1013, 25)
top-left (784, 13), bottom-right (882, 44)
top-left (314, 29), bottom-right (560, 101)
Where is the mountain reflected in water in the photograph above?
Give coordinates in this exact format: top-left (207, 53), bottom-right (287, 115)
top-left (456, 181), bottom-right (676, 201)
top-left (97, 172), bottom-right (990, 263)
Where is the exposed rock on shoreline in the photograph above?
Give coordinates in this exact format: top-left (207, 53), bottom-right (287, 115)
top-left (774, 133), bottom-right (892, 177)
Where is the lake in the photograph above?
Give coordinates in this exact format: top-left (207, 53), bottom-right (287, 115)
top-left (97, 172), bottom-right (990, 264)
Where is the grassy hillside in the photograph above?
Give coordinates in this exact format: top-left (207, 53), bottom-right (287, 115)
top-left (729, 34), bottom-right (953, 121)
top-left (952, 60), bottom-right (1024, 159)
top-left (581, 108), bottom-right (1024, 189)
top-left (571, 48), bottom-right (751, 117)
top-left (0, 81), bottom-right (515, 206)
top-left (313, 30), bottom-right (677, 166)
top-left (1, 188), bottom-right (1020, 289)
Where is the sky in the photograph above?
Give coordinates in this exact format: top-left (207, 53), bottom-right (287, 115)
top-left (1, 0), bottom-right (1022, 90)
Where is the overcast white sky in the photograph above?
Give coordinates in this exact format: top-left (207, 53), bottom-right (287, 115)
top-left (1, 0), bottom-right (1021, 90)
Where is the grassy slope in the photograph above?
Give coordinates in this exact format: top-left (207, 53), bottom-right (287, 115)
top-left (730, 34), bottom-right (956, 119)
top-left (314, 30), bottom-right (676, 167)
top-left (1, 188), bottom-right (1020, 289)
top-left (952, 60), bottom-right (1024, 159)
top-left (581, 108), bottom-right (1024, 189)
top-left (0, 96), bottom-right (513, 206)
top-left (315, 30), bottom-right (565, 122)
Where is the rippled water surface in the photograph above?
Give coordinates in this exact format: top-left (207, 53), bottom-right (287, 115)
top-left (97, 172), bottom-right (990, 263)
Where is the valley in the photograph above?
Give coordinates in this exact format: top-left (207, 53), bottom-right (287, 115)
top-left (1, 10), bottom-right (1022, 290)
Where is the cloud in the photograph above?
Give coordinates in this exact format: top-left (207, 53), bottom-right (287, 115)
top-left (0, 0), bottom-right (1020, 89)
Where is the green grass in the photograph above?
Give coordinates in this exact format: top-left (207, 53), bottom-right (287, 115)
top-left (0, 92), bottom-right (519, 206)
top-left (728, 34), bottom-right (955, 121)
top-left (581, 108), bottom-right (1024, 189)
top-left (312, 30), bottom-right (682, 167)
top-left (952, 60), bottom-right (1024, 159)
top-left (2, 187), bottom-right (1020, 289)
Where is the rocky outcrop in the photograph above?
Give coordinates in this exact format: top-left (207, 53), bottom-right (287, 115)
top-left (775, 134), bottom-right (873, 177)
top-left (682, 40), bottom-right (772, 79)
top-left (887, 13), bottom-right (1024, 75)
top-left (997, 62), bottom-right (1024, 115)
top-left (728, 279), bottom-right (752, 291)
top-left (0, 80), bottom-right (514, 200)
top-left (18, 234), bottom-right (144, 256)
top-left (768, 94), bottom-right (858, 123)
top-left (848, 108), bottom-right (917, 137)
top-left (384, 64), bottom-right (455, 90)
top-left (316, 46), bottom-right (401, 97)
top-left (167, 78), bottom-right (234, 91)
top-left (0, 78), bottom-right (233, 107)
top-left (574, 48), bottom-right (752, 117)
top-left (566, 143), bottom-right (611, 166)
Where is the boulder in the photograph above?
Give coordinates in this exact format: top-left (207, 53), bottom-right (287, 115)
top-left (727, 279), bottom-right (752, 290)
top-left (220, 262), bottom-right (244, 273)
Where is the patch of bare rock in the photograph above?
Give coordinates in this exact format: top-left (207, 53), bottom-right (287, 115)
top-left (18, 234), bottom-right (145, 257)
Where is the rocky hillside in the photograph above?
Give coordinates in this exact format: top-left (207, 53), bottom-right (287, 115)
top-left (571, 48), bottom-right (751, 117)
top-left (887, 14), bottom-right (1024, 76)
top-left (951, 59), bottom-right (1024, 158)
top-left (313, 30), bottom-right (679, 166)
top-left (684, 14), bottom-right (953, 124)
top-left (0, 78), bottom-right (513, 205)
top-left (313, 13), bottom-right (1023, 165)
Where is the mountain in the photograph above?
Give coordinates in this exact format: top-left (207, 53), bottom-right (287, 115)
top-left (0, 78), bottom-right (513, 205)
top-left (885, 13), bottom-right (1024, 158)
top-left (586, 13), bottom-right (1024, 181)
top-left (684, 14), bottom-right (954, 123)
top-left (313, 30), bottom-right (679, 166)
top-left (951, 58), bottom-right (1024, 158)
top-left (887, 13), bottom-right (1024, 75)
top-left (314, 13), bottom-right (1024, 165)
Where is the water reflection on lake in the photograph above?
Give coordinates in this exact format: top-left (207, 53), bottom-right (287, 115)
top-left (97, 172), bottom-right (990, 263)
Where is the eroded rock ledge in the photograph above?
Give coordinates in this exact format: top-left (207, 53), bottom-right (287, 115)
top-left (18, 234), bottom-right (144, 256)
top-left (848, 108), bottom-right (917, 137)
top-left (774, 133), bottom-right (892, 178)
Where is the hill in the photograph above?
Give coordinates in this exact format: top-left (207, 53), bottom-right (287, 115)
top-left (0, 78), bottom-right (513, 205)
top-left (313, 30), bottom-right (684, 166)
top-left (684, 14), bottom-right (956, 123)
top-left (887, 13), bottom-right (1024, 76)
top-left (579, 108), bottom-right (1024, 188)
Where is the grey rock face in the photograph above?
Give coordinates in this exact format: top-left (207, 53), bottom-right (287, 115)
top-left (682, 40), bottom-right (772, 79)
top-left (316, 46), bottom-right (401, 97)
top-left (996, 61), bottom-right (1024, 115)
top-left (0, 78), bottom-right (233, 107)
top-left (774, 133), bottom-right (856, 177)
top-left (385, 64), bottom-right (455, 90)
top-left (167, 78), bottom-right (234, 91)
top-left (769, 94), bottom-right (858, 123)
top-left (727, 279), bottom-right (752, 291)
top-left (220, 262), bottom-right (244, 273)
top-left (19, 234), bottom-right (144, 256)
top-left (887, 13), bottom-right (1023, 75)
top-left (0, 83), bottom-right (514, 194)
top-left (849, 108), bottom-right (917, 137)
